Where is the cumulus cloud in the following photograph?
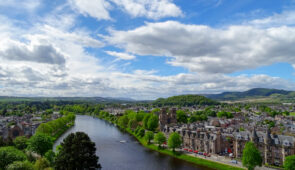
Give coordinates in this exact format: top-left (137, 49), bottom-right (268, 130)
top-left (110, 0), bottom-right (182, 19)
top-left (0, 43), bottom-right (66, 65)
top-left (249, 10), bottom-right (295, 27)
top-left (68, 0), bottom-right (182, 20)
top-left (69, 0), bottom-right (112, 20)
top-left (105, 21), bottom-right (295, 74)
top-left (105, 51), bottom-right (136, 60)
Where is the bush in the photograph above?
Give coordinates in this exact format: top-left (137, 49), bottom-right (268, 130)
top-left (27, 133), bottom-right (53, 156)
top-left (0, 146), bottom-right (27, 169)
top-left (6, 161), bottom-right (34, 170)
top-left (13, 136), bottom-right (28, 150)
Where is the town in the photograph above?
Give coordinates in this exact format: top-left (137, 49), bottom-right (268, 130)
top-left (103, 102), bottom-right (295, 168)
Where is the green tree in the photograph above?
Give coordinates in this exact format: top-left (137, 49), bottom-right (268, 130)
top-left (284, 155), bottom-right (295, 170)
top-left (147, 114), bottom-right (159, 131)
top-left (154, 132), bottom-right (166, 148)
top-left (44, 150), bottom-right (55, 166)
top-left (242, 142), bottom-right (262, 170)
top-left (176, 110), bottom-right (188, 123)
top-left (118, 115), bottom-right (129, 128)
top-left (27, 133), bottom-right (53, 156)
top-left (34, 158), bottom-right (50, 170)
top-left (0, 146), bottom-right (27, 169)
top-left (143, 114), bottom-right (152, 129)
top-left (13, 136), bottom-right (28, 150)
top-left (6, 161), bottom-right (34, 170)
top-left (136, 128), bottom-right (145, 137)
top-left (55, 132), bottom-right (101, 170)
top-left (128, 119), bottom-right (138, 130)
top-left (168, 132), bottom-right (182, 152)
top-left (144, 131), bottom-right (154, 144)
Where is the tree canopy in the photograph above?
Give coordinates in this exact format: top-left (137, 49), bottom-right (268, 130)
top-left (154, 132), bottom-right (166, 148)
top-left (242, 142), bottom-right (262, 170)
top-left (284, 155), bottom-right (295, 170)
top-left (55, 132), bottom-right (101, 170)
top-left (27, 133), bottom-right (53, 156)
top-left (144, 131), bottom-right (154, 144)
top-left (168, 132), bottom-right (182, 152)
top-left (153, 95), bottom-right (218, 107)
top-left (0, 146), bottom-right (27, 169)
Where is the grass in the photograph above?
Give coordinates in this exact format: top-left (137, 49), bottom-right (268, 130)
top-left (94, 114), bottom-right (245, 170)
top-left (290, 112), bottom-right (295, 116)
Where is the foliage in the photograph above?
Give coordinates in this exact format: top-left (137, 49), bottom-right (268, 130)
top-left (36, 113), bottom-right (75, 138)
top-left (176, 110), bottom-right (188, 123)
top-left (217, 111), bottom-right (233, 119)
top-left (13, 136), bottom-right (28, 150)
top-left (6, 161), bottom-right (34, 170)
top-left (143, 114), bottom-right (152, 129)
top-left (136, 127), bottom-right (145, 137)
top-left (168, 132), bottom-right (182, 152)
top-left (154, 132), bottom-right (166, 148)
top-left (0, 146), bottom-right (27, 169)
top-left (34, 158), bottom-right (50, 170)
top-left (284, 155), bottom-right (295, 170)
top-left (27, 133), bottom-right (53, 156)
top-left (55, 132), bottom-right (101, 170)
top-left (144, 131), bottom-right (154, 144)
top-left (44, 150), bottom-right (55, 166)
top-left (128, 119), bottom-right (138, 130)
top-left (242, 142), bottom-right (262, 170)
top-left (153, 95), bottom-right (218, 107)
top-left (118, 115), bottom-right (129, 128)
top-left (147, 114), bottom-right (159, 131)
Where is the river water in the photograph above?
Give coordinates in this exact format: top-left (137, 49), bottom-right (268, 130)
top-left (53, 115), bottom-right (212, 170)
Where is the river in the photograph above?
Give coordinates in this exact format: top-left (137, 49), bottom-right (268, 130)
top-left (53, 115), bottom-right (212, 170)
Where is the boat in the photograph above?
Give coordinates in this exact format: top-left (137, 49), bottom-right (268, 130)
top-left (120, 140), bottom-right (126, 143)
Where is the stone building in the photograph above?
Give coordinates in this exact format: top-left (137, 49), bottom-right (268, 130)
top-left (159, 108), bottom-right (177, 129)
top-left (162, 125), bottom-right (295, 166)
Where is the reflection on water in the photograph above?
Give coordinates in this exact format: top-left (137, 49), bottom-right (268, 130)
top-left (54, 115), bottom-right (212, 170)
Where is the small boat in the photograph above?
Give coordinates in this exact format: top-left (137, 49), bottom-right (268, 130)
top-left (120, 140), bottom-right (126, 143)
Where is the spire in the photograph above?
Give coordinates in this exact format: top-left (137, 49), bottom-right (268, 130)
top-left (251, 127), bottom-right (259, 143)
top-left (265, 128), bottom-right (273, 145)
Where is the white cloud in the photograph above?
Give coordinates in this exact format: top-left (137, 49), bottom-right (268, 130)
top-left (0, 0), bottom-right (41, 11)
top-left (68, 0), bottom-right (182, 20)
top-left (249, 10), bottom-right (295, 27)
top-left (110, 0), bottom-right (182, 19)
top-left (105, 51), bottom-right (136, 60)
top-left (69, 0), bottom-right (112, 20)
top-left (105, 21), bottom-right (295, 74)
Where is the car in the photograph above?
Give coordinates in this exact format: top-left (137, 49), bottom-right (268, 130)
top-left (230, 160), bottom-right (238, 164)
top-left (198, 152), bottom-right (203, 155)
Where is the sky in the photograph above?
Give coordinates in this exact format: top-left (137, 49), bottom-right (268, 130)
top-left (1, 0), bottom-right (295, 100)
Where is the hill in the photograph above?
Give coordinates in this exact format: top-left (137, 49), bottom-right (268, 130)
top-left (0, 96), bottom-right (135, 103)
top-left (203, 88), bottom-right (295, 103)
top-left (153, 95), bottom-right (218, 106)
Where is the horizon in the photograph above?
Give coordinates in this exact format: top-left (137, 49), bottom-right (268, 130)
top-left (1, 0), bottom-right (295, 100)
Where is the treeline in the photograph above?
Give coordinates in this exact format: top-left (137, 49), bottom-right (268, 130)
top-left (153, 95), bottom-right (218, 107)
top-left (0, 113), bottom-right (76, 169)
top-left (36, 113), bottom-right (76, 140)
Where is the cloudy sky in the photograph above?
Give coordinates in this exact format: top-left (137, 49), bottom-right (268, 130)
top-left (1, 0), bottom-right (295, 99)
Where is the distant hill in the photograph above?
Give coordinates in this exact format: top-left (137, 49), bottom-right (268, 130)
top-left (153, 95), bottom-right (218, 106)
top-left (0, 96), bottom-right (136, 103)
top-left (203, 88), bottom-right (295, 103)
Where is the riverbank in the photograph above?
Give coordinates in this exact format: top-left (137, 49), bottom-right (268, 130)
top-left (95, 114), bottom-right (245, 170)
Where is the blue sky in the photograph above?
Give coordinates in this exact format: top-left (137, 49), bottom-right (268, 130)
top-left (0, 0), bottom-right (295, 99)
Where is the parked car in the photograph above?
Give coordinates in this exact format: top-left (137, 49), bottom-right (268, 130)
top-left (230, 160), bottom-right (238, 164)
